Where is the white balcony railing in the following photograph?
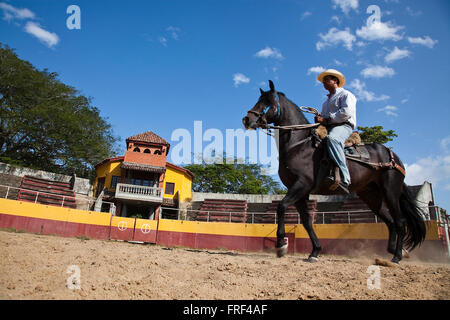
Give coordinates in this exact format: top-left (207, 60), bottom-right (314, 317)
top-left (115, 183), bottom-right (163, 203)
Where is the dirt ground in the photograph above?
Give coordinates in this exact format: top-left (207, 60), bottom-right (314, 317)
top-left (1, 230), bottom-right (449, 300)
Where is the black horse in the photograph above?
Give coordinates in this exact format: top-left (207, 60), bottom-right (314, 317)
top-left (242, 80), bottom-right (426, 264)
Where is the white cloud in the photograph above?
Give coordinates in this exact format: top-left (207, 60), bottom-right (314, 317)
top-left (0, 2), bottom-right (35, 21)
top-left (300, 11), bottom-right (312, 20)
top-left (361, 65), bottom-right (395, 78)
top-left (307, 66), bottom-right (325, 75)
top-left (332, 0), bottom-right (359, 14)
top-left (316, 27), bottom-right (356, 51)
top-left (166, 26), bottom-right (180, 40)
top-left (407, 36), bottom-right (438, 48)
top-left (24, 21), bottom-right (59, 48)
top-left (406, 7), bottom-right (422, 17)
top-left (233, 73), bottom-right (250, 87)
top-left (330, 15), bottom-right (341, 24)
top-left (441, 136), bottom-right (450, 152)
top-left (401, 98), bottom-right (408, 104)
top-left (254, 47), bottom-right (284, 60)
top-left (377, 105), bottom-right (398, 117)
top-left (348, 79), bottom-right (390, 102)
top-left (404, 155), bottom-right (450, 186)
top-left (385, 46), bottom-right (411, 63)
top-left (404, 138), bottom-right (450, 188)
top-left (356, 21), bottom-right (404, 41)
top-left (158, 36), bottom-right (168, 46)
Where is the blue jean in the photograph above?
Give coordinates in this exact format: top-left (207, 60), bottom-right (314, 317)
top-left (326, 124), bottom-right (353, 185)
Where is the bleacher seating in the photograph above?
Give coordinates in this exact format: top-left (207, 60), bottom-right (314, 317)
top-left (17, 175), bottom-right (76, 209)
top-left (252, 200), bottom-right (317, 224)
top-left (329, 198), bottom-right (376, 224)
top-left (195, 199), bottom-right (247, 223)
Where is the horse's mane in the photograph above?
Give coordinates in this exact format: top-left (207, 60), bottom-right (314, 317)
top-left (278, 92), bottom-right (310, 124)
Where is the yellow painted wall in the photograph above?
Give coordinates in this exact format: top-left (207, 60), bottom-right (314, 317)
top-left (163, 166), bottom-right (193, 202)
top-left (0, 198), bottom-right (442, 242)
top-left (0, 198), bottom-right (112, 226)
top-left (93, 160), bottom-right (122, 195)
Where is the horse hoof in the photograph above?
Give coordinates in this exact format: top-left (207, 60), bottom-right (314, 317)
top-left (305, 256), bottom-right (319, 263)
top-left (276, 244), bottom-right (288, 258)
top-left (402, 249), bottom-right (410, 259)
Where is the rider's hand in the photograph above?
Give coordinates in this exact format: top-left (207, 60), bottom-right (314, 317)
top-left (315, 115), bottom-right (327, 125)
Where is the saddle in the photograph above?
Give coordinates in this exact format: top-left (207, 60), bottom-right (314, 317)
top-left (310, 125), bottom-right (404, 195)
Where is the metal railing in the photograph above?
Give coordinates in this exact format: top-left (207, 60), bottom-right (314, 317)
top-left (160, 207), bottom-right (380, 224)
top-left (115, 183), bottom-right (163, 202)
top-left (0, 184), bottom-right (116, 214)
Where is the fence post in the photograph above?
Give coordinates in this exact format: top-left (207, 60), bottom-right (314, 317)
top-left (61, 196), bottom-right (65, 207)
top-left (5, 186), bottom-right (9, 199)
top-left (347, 211), bottom-right (350, 224)
top-left (323, 212), bottom-right (325, 224)
top-left (35, 192), bottom-right (39, 204)
top-left (229, 211), bottom-right (232, 223)
top-left (207, 211), bottom-right (210, 222)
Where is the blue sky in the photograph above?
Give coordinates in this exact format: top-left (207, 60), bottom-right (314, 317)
top-left (1, 0), bottom-right (449, 210)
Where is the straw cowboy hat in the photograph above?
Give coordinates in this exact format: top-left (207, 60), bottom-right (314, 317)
top-left (317, 69), bottom-right (346, 87)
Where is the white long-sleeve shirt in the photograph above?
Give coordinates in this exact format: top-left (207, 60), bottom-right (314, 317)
top-left (320, 87), bottom-right (357, 129)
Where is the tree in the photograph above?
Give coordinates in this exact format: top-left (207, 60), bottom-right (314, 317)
top-left (357, 125), bottom-right (398, 144)
top-left (0, 43), bottom-right (119, 179)
top-left (184, 159), bottom-right (286, 194)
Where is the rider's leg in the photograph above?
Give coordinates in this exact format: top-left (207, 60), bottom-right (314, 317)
top-left (326, 124), bottom-right (352, 185)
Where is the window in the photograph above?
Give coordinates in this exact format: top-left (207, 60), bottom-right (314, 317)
top-left (133, 147), bottom-right (140, 152)
top-left (144, 149), bottom-right (151, 153)
top-left (165, 182), bottom-right (175, 195)
top-left (154, 150), bottom-right (162, 155)
top-left (110, 176), bottom-right (121, 189)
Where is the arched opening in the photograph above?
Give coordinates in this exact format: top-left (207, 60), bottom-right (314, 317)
top-left (133, 147), bottom-right (140, 152)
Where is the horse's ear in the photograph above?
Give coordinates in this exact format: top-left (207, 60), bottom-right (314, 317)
top-left (259, 88), bottom-right (264, 95)
top-left (269, 80), bottom-right (275, 92)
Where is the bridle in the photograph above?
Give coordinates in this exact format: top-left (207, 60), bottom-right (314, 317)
top-left (247, 95), bottom-right (320, 135)
top-left (247, 93), bottom-right (281, 123)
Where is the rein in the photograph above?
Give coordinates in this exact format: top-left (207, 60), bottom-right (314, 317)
top-left (258, 102), bottom-right (321, 134)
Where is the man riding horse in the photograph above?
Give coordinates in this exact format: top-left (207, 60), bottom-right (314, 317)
top-left (315, 69), bottom-right (357, 195)
top-left (242, 75), bottom-right (425, 264)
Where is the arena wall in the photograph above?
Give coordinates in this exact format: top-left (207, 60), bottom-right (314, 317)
top-left (0, 198), bottom-right (446, 261)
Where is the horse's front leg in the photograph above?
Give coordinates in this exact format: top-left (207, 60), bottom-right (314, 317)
top-left (276, 180), bottom-right (308, 257)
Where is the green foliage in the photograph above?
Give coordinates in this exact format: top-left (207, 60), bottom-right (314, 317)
top-left (185, 159), bottom-right (286, 195)
top-left (357, 125), bottom-right (398, 144)
top-left (0, 43), bottom-right (120, 179)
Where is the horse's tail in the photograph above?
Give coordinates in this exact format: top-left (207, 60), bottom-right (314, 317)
top-left (400, 183), bottom-right (427, 251)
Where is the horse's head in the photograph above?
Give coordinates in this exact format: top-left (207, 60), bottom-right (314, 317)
top-left (242, 80), bottom-right (281, 130)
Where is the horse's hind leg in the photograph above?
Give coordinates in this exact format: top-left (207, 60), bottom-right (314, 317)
top-left (381, 172), bottom-right (406, 264)
top-left (357, 185), bottom-right (397, 255)
top-left (295, 198), bottom-right (321, 261)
